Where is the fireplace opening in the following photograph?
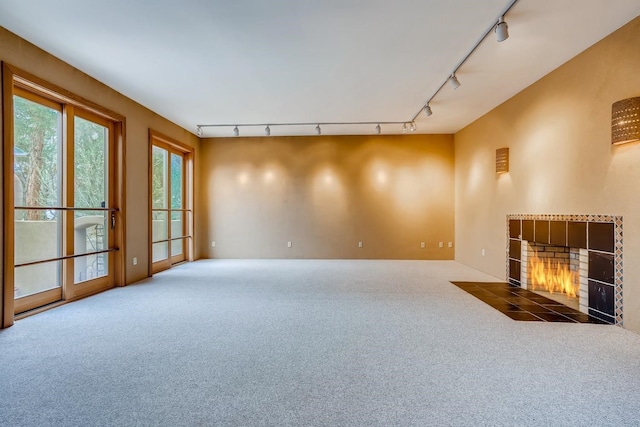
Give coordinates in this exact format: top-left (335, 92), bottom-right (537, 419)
top-left (527, 243), bottom-right (580, 311)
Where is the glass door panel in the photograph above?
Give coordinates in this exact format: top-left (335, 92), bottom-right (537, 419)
top-left (152, 146), bottom-right (168, 210)
top-left (170, 153), bottom-right (182, 209)
top-left (73, 210), bottom-right (108, 284)
top-left (14, 261), bottom-right (61, 299)
top-left (171, 211), bottom-right (184, 258)
top-left (171, 239), bottom-right (186, 259)
top-left (14, 209), bottom-right (62, 266)
top-left (73, 115), bottom-right (112, 289)
top-left (152, 242), bottom-right (169, 263)
top-left (152, 211), bottom-right (169, 263)
top-left (13, 94), bottom-right (63, 308)
top-left (13, 261), bottom-right (62, 313)
top-left (74, 116), bottom-right (107, 209)
top-left (170, 153), bottom-right (185, 263)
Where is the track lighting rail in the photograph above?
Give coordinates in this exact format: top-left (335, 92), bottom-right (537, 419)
top-left (410, 0), bottom-right (519, 123)
top-left (197, 0), bottom-right (519, 137)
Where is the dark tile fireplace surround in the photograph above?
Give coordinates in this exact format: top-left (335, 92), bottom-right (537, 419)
top-left (507, 215), bottom-right (623, 325)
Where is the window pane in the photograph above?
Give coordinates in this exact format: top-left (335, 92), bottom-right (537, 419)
top-left (75, 117), bottom-right (107, 209)
top-left (170, 153), bottom-right (183, 209)
top-left (74, 210), bottom-right (107, 255)
top-left (75, 253), bottom-right (108, 284)
top-left (152, 146), bottom-right (168, 209)
top-left (152, 242), bottom-right (168, 263)
top-left (152, 210), bottom-right (168, 242)
top-left (13, 95), bottom-right (62, 210)
top-left (171, 238), bottom-right (185, 258)
top-left (14, 209), bottom-right (62, 265)
top-left (14, 261), bottom-right (61, 298)
top-left (171, 211), bottom-right (184, 256)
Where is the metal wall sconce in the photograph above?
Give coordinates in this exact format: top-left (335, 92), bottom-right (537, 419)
top-left (496, 147), bottom-right (509, 174)
top-left (612, 97), bottom-right (640, 145)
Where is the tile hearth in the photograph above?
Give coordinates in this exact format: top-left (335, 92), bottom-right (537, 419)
top-left (451, 281), bottom-right (607, 323)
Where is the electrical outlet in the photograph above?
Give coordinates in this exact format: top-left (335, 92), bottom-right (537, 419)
top-left (287, 241), bottom-right (292, 248)
top-left (132, 257), bottom-right (137, 266)
top-left (358, 241), bottom-right (363, 248)
top-left (448, 242), bottom-right (453, 248)
top-left (420, 242), bottom-right (426, 248)
top-left (211, 241), bottom-right (216, 248)
top-left (439, 242), bottom-right (443, 248)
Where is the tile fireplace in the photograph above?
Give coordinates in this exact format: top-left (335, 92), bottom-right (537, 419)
top-left (507, 214), bottom-right (622, 325)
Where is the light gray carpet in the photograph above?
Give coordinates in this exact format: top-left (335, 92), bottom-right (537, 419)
top-left (1, 259), bottom-right (639, 426)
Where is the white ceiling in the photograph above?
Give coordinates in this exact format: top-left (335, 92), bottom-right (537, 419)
top-left (1, 0), bottom-right (639, 137)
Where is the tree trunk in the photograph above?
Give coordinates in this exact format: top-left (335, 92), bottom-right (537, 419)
top-left (25, 129), bottom-right (45, 221)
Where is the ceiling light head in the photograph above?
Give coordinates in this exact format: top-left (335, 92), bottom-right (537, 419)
top-left (410, 122), bottom-right (417, 132)
top-left (265, 125), bottom-right (271, 136)
top-left (495, 16), bottom-right (509, 42)
top-left (375, 124), bottom-right (381, 135)
top-left (196, 126), bottom-right (203, 137)
top-left (233, 126), bottom-right (239, 137)
top-left (315, 124), bottom-right (321, 135)
top-left (402, 123), bottom-right (408, 134)
top-left (424, 104), bottom-right (432, 117)
top-left (449, 74), bottom-right (461, 89)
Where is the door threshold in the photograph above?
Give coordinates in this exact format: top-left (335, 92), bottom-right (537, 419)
top-left (14, 285), bottom-right (114, 321)
top-left (14, 300), bottom-right (68, 321)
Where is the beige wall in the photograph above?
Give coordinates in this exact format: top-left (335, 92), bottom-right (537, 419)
top-left (201, 134), bottom-right (455, 259)
top-left (454, 17), bottom-right (640, 332)
top-left (0, 27), bottom-right (202, 286)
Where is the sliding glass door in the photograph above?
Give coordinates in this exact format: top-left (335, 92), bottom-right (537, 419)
top-left (150, 132), bottom-right (191, 273)
top-left (12, 88), bottom-right (117, 314)
top-left (72, 111), bottom-right (115, 291)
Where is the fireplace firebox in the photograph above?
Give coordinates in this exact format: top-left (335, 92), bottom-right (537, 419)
top-left (507, 215), bottom-right (622, 325)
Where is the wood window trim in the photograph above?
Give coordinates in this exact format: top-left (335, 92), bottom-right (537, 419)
top-left (9, 63), bottom-right (125, 123)
top-left (148, 129), bottom-right (194, 276)
top-left (1, 62), bottom-right (127, 329)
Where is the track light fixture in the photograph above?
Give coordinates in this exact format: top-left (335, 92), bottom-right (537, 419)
top-left (410, 122), bottom-right (417, 132)
top-left (315, 124), bottom-right (321, 135)
top-left (233, 126), bottom-right (239, 137)
top-left (424, 104), bottom-right (432, 117)
top-left (196, 126), bottom-right (203, 137)
top-left (449, 74), bottom-right (461, 89)
top-left (495, 16), bottom-right (509, 42)
top-left (265, 125), bottom-right (271, 136)
top-left (375, 124), bottom-right (381, 135)
top-left (402, 123), bottom-right (408, 133)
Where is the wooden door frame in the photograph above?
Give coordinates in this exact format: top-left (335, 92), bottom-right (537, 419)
top-left (148, 130), bottom-right (194, 276)
top-left (1, 62), bottom-right (126, 328)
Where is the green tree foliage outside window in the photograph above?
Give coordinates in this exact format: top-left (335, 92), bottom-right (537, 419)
top-left (13, 96), bottom-right (60, 220)
top-left (74, 116), bottom-right (107, 214)
top-left (14, 96), bottom-right (108, 220)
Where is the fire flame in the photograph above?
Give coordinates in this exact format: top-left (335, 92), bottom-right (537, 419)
top-left (529, 251), bottom-right (578, 298)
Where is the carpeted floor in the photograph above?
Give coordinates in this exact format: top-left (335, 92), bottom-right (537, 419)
top-left (1, 259), bottom-right (639, 426)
